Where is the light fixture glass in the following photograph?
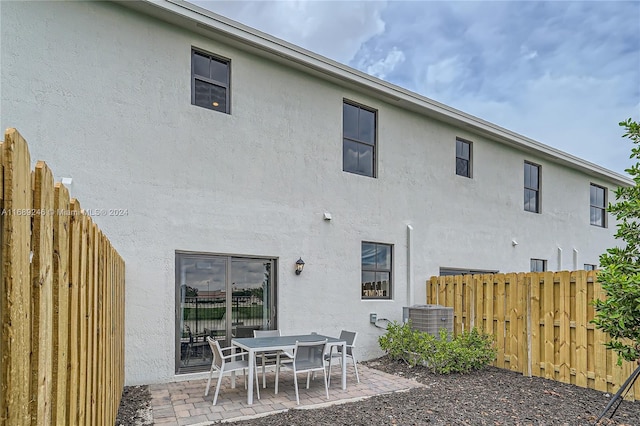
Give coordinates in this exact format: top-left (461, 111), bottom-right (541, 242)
top-left (295, 257), bottom-right (305, 275)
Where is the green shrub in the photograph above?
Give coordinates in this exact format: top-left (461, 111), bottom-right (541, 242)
top-left (378, 321), bottom-right (496, 374)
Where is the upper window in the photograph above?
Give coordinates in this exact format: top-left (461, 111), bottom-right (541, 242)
top-left (530, 259), bottom-right (547, 272)
top-left (343, 101), bottom-right (376, 177)
top-left (361, 242), bottom-right (391, 299)
top-left (590, 184), bottom-right (606, 227)
top-left (524, 162), bottom-right (541, 213)
top-left (455, 138), bottom-right (472, 178)
top-left (584, 264), bottom-right (597, 271)
top-left (191, 49), bottom-right (230, 113)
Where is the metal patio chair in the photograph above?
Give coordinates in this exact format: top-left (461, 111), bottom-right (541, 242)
top-left (274, 339), bottom-right (329, 405)
top-left (204, 337), bottom-right (260, 405)
top-left (253, 329), bottom-right (293, 388)
top-left (326, 330), bottom-right (360, 385)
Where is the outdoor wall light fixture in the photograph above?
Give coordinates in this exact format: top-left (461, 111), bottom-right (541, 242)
top-left (295, 257), bottom-right (305, 275)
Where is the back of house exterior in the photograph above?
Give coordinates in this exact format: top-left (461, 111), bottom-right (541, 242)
top-left (1, 0), bottom-right (631, 386)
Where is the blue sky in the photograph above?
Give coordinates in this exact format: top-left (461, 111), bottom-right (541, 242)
top-left (192, 0), bottom-right (640, 176)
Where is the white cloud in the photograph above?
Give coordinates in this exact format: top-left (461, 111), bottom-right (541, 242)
top-left (192, 0), bottom-right (388, 64)
top-left (362, 47), bottom-right (405, 79)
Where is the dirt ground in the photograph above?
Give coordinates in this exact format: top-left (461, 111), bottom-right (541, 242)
top-left (116, 357), bottom-right (640, 425)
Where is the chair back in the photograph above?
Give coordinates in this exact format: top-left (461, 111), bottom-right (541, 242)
top-left (293, 339), bottom-right (327, 370)
top-left (254, 329), bottom-right (281, 338)
top-left (338, 330), bottom-right (357, 355)
top-left (207, 337), bottom-right (224, 370)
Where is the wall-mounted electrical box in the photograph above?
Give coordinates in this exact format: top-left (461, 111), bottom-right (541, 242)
top-left (369, 313), bottom-right (377, 324)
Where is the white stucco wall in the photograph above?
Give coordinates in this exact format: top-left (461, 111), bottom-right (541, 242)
top-left (1, 1), bottom-right (623, 385)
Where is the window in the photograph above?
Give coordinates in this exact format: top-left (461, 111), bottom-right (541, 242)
top-left (192, 49), bottom-right (230, 113)
top-left (590, 184), bottom-right (606, 227)
top-left (455, 138), bottom-right (472, 177)
top-left (584, 264), bottom-right (597, 271)
top-left (530, 259), bottom-right (546, 272)
top-left (343, 101), bottom-right (376, 177)
top-left (524, 162), bottom-right (541, 213)
top-left (361, 242), bottom-right (391, 299)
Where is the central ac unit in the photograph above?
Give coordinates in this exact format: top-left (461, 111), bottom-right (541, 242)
top-left (403, 304), bottom-right (454, 338)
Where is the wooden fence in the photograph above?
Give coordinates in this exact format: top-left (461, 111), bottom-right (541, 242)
top-left (0, 128), bottom-right (126, 425)
top-left (427, 271), bottom-right (640, 401)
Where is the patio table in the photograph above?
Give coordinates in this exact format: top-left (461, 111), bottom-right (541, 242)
top-left (231, 333), bottom-right (347, 405)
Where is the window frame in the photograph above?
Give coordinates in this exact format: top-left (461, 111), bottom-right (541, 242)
top-left (455, 138), bottom-right (472, 178)
top-left (524, 161), bottom-right (541, 213)
top-left (530, 258), bottom-right (547, 272)
top-left (361, 241), bottom-right (392, 300)
top-left (191, 47), bottom-right (231, 114)
top-left (590, 183), bottom-right (607, 228)
top-left (343, 100), bottom-right (377, 178)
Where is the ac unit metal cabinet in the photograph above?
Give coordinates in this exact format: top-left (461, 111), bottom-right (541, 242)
top-left (405, 305), bottom-right (454, 336)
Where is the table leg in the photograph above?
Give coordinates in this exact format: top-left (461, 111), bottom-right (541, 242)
top-left (341, 342), bottom-right (347, 390)
top-left (247, 349), bottom-right (255, 405)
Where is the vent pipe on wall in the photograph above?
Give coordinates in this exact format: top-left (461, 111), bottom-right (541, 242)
top-left (557, 247), bottom-right (563, 270)
top-left (407, 224), bottom-right (414, 307)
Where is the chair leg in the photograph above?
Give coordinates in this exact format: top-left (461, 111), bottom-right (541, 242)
top-left (327, 356), bottom-right (333, 387)
top-left (204, 364), bottom-right (216, 396)
top-left (322, 368), bottom-right (329, 400)
top-left (261, 356), bottom-right (267, 388)
top-left (293, 372), bottom-right (300, 405)
top-left (351, 354), bottom-right (360, 383)
top-left (212, 373), bottom-right (223, 406)
top-left (306, 372), bottom-right (311, 389)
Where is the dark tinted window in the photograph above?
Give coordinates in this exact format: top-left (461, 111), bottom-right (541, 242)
top-left (456, 139), bottom-right (471, 177)
top-left (524, 162), bottom-right (541, 213)
top-left (192, 49), bottom-right (230, 113)
top-left (343, 101), bottom-right (376, 177)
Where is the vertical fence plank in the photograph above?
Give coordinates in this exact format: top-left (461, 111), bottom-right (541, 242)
top-left (557, 271), bottom-right (571, 383)
top-left (51, 184), bottom-right (70, 425)
top-left (78, 213), bottom-right (88, 425)
top-left (475, 276), bottom-right (484, 335)
top-left (1, 129), bottom-right (32, 426)
top-left (67, 200), bottom-right (82, 423)
top-left (592, 278), bottom-right (608, 391)
top-left (454, 275), bottom-right (463, 335)
top-left (494, 274), bottom-right (505, 369)
top-left (463, 275), bottom-right (472, 333)
top-left (485, 274), bottom-right (494, 336)
top-left (542, 272), bottom-right (555, 380)
top-left (517, 273), bottom-right (529, 376)
top-left (574, 271), bottom-right (588, 388)
top-left (85, 220), bottom-right (95, 426)
top-left (530, 272), bottom-right (541, 377)
top-left (30, 161), bottom-right (55, 426)
top-left (507, 273), bottom-right (519, 371)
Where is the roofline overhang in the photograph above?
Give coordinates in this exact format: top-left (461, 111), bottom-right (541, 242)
top-left (116, 0), bottom-right (634, 187)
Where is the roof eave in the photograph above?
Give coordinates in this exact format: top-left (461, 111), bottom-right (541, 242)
top-left (117, 0), bottom-right (634, 187)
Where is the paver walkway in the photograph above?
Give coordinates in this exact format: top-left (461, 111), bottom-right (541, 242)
top-left (149, 364), bottom-right (423, 425)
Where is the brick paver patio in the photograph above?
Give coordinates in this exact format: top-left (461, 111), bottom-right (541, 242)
top-left (149, 364), bottom-right (423, 425)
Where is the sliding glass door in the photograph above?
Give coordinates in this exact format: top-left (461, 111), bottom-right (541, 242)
top-left (175, 252), bottom-right (276, 373)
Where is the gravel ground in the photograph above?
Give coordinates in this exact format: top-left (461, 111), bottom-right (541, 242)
top-left (117, 357), bottom-right (640, 425)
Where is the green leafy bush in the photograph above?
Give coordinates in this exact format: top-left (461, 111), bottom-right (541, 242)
top-left (378, 321), bottom-right (496, 374)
